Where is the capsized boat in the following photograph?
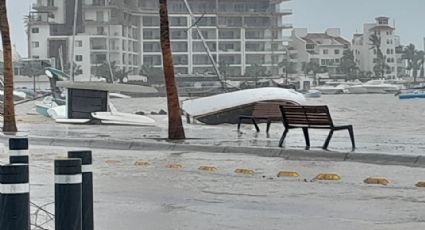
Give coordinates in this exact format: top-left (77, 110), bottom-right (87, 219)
top-left (182, 87), bottom-right (306, 125)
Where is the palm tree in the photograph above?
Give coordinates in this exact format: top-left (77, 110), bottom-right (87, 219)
top-left (302, 61), bottom-right (321, 86)
top-left (0, 0), bottom-right (17, 132)
top-left (369, 34), bottom-right (383, 57)
top-left (402, 44), bottom-right (425, 83)
top-left (402, 44), bottom-right (416, 81)
top-left (369, 34), bottom-right (388, 78)
top-left (159, 0), bottom-right (185, 139)
top-left (278, 59), bottom-right (296, 84)
top-left (418, 51), bottom-right (425, 78)
top-left (412, 50), bottom-right (424, 82)
top-left (245, 64), bottom-right (266, 88)
top-left (339, 49), bottom-right (358, 81)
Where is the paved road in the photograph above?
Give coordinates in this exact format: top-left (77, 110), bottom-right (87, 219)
top-left (4, 145), bottom-right (425, 230)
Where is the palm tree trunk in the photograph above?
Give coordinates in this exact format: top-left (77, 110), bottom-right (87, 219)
top-left (159, 0), bottom-right (185, 139)
top-left (413, 69), bottom-right (418, 83)
top-left (0, 0), bottom-right (17, 132)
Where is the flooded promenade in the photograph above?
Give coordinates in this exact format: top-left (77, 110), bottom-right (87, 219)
top-left (4, 94), bottom-right (425, 230)
top-left (12, 94), bottom-right (425, 156)
top-left (110, 94), bottom-right (425, 155)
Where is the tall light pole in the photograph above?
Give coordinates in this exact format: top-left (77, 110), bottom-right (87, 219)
top-left (70, 0), bottom-right (79, 82)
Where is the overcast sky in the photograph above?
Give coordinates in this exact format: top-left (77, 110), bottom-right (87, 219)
top-left (3, 0), bottom-right (425, 57)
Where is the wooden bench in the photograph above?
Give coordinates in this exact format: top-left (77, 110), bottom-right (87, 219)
top-left (237, 102), bottom-right (289, 133)
top-left (279, 105), bottom-right (355, 150)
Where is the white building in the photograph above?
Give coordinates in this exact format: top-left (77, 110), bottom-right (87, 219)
top-left (352, 17), bottom-right (399, 79)
top-left (289, 28), bottom-right (350, 77)
top-left (28, 0), bottom-right (293, 79)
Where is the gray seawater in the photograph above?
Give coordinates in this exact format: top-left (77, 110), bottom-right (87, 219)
top-left (307, 94), bottom-right (425, 154)
top-left (111, 94), bottom-right (425, 155)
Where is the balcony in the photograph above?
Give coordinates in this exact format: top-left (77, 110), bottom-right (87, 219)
top-left (84, 20), bottom-right (111, 26)
top-left (28, 13), bottom-right (53, 25)
top-left (244, 21), bottom-right (293, 29)
top-left (217, 8), bottom-right (292, 16)
top-left (83, 0), bottom-right (117, 9)
top-left (32, 0), bottom-right (57, 11)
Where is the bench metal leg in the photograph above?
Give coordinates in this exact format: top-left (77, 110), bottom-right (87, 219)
top-left (252, 118), bottom-right (260, 132)
top-left (323, 129), bottom-right (334, 149)
top-left (348, 126), bottom-right (355, 149)
top-left (186, 113), bottom-right (191, 124)
top-left (278, 129), bottom-right (289, 147)
top-left (237, 117), bottom-right (242, 130)
top-left (302, 127), bottom-right (310, 147)
top-left (266, 119), bottom-right (272, 133)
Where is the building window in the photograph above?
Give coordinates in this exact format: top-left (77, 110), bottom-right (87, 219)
top-left (323, 49), bottom-right (328, 55)
top-left (76, 40), bottom-right (83, 47)
top-left (32, 27), bottom-right (39, 33)
top-left (97, 27), bottom-right (105, 35)
top-left (334, 49), bottom-right (340, 55)
top-left (32, 55), bottom-right (40, 59)
top-left (306, 44), bottom-right (314, 49)
top-left (96, 11), bottom-right (104, 22)
top-left (32, 41), bottom-right (39, 48)
top-left (321, 59), bottom-right (326, 65)
top-left (76, 55), bottom-right (83, 62)
top-left (143, 16), bottom-right (160, 26)
top-left (170, 17), bottom-right (187, 26)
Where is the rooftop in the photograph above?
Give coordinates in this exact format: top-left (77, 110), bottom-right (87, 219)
top-left (301, 33), bottom-right (350, 46)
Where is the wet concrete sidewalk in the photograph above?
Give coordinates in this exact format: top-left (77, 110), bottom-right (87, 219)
top-left (0, 118), bottom-right (423, 169)
top-left (11, 145), bottom-right (425, 230)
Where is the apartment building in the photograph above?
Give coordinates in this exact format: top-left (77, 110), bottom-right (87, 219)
top-left (352, 17), bottom-right (400, 78)
top-left (28, 0), bottom-right (292, 79)
top-left (28, 0), bottom-right (142, 79)
top-left (141, 0), bottom-right (292, 77)
top-left (289, 28), bottom-right (350, 76)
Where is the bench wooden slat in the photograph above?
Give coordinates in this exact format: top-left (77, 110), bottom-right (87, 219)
top-left (238, 101), bottom-right (294, 133)
top-left (278, 104), bottom-right (355, 150)
top-left (251, 102), bottom-right (285, 118)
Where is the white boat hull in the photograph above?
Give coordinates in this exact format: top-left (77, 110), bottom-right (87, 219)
top-left (182, 87), bottom-right (306, 124)
top-left (91, 112), bottom-right (155, 126)
top-left (182, 87), bottom-right (305, 117)
top-left (345, 80), bottom-right (400, 94)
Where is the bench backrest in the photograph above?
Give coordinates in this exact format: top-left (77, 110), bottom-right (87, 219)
top-left (279, 105), bottom-right (334, 127)
top-left (251, 101), bottom-right (293, 118)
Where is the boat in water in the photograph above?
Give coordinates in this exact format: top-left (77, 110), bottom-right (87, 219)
top-left (182, 87), bottom-right (306, 125)
top-left (313, 84), bottom-right (345, 95)
top-left (399, 90), bottom-right (425, 99)
top-left (304, 89), bottom-right (321, 98)
top-left (345, 80), bottom-right (401, 94)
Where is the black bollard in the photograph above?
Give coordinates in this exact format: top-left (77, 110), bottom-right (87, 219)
top-left (68, 150), bottom-right (94, 230)
top-left (55, 158), bottom-right (82, 230)
top-left (9, 137), bottom-right (29, 164)
top-left (0, 164), bottom-right (30, 230)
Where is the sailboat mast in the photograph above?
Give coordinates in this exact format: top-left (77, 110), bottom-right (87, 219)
top-left (182, 0), bottom-right (227, 92)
